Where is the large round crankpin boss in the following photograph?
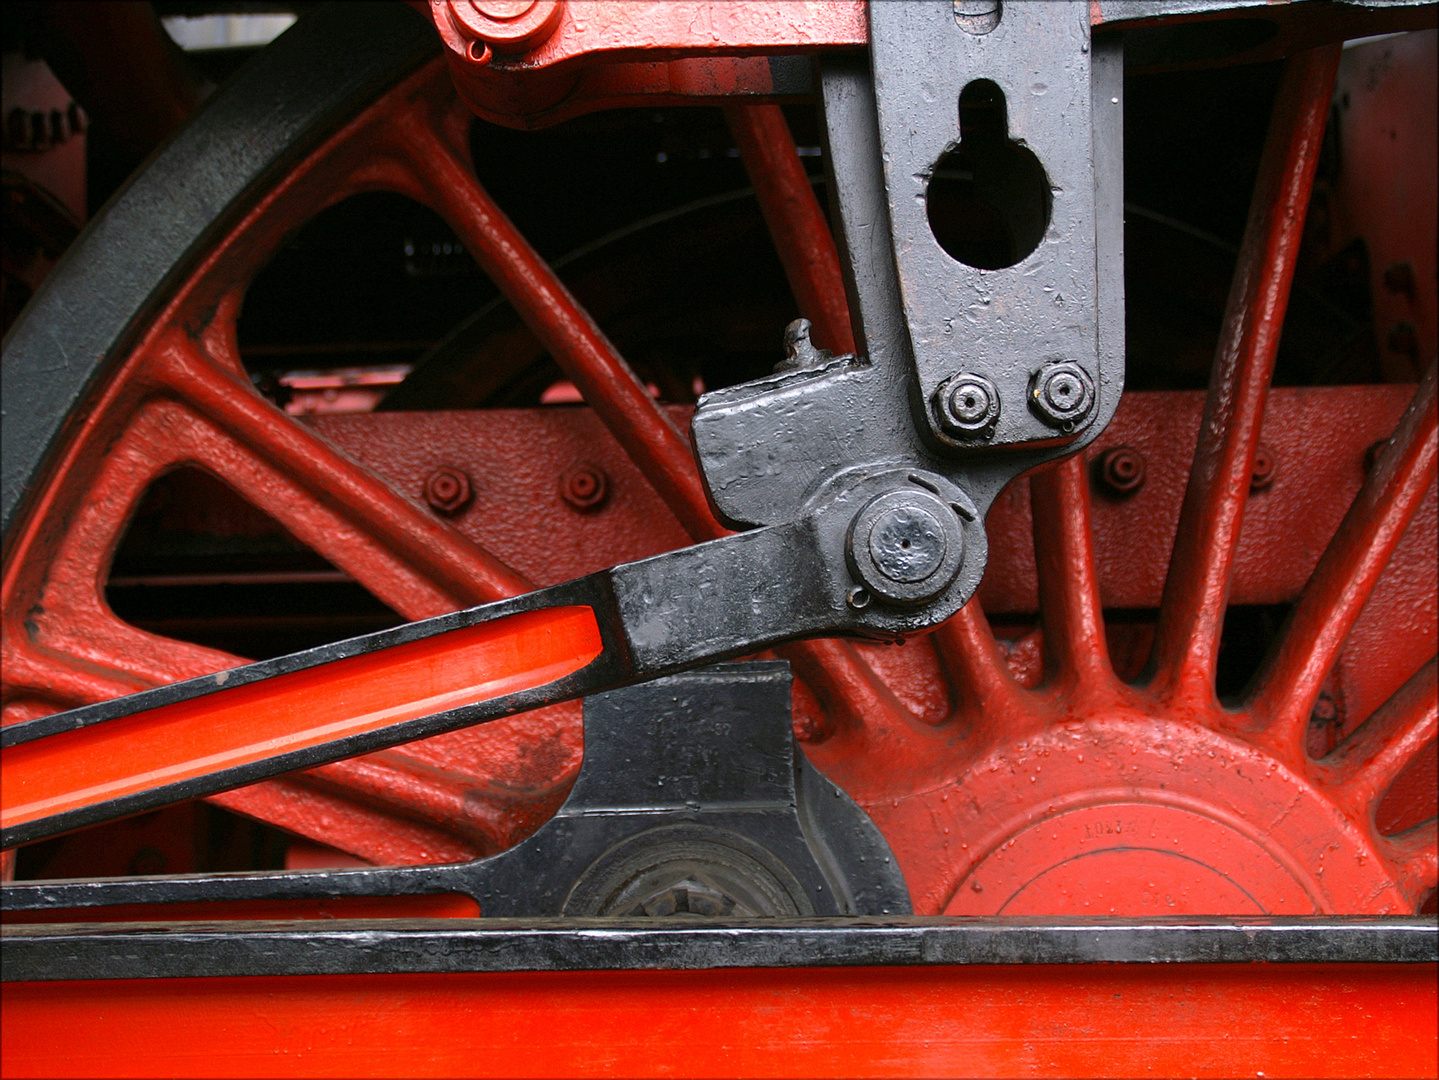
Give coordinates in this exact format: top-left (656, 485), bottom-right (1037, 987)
top-left (845, 486), bottom-right (965, 607)
top-left (438, 0), bottom-right (563, 63)
top-left (563, 824), bottom-right (813, 917)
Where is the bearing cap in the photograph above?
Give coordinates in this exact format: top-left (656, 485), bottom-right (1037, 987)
top-left (847, 488), bottom-right (965, 606)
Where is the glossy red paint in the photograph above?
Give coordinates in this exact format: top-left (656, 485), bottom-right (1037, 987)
top-left (430, 1), bottom-right (866, 128)
top-left (3, 963), bottom-right (1435, 1078)
top-left (1, 63), bottom-right (577, 871)
top-left (436, 0), bottom-right (565, 58)
top-left (392, 111), bottom-right (719, 540)
top-left (431, 0), bottom-right (867, 71)
top-left (0, 7), bottom-right (1435, 1076)
top-left (1, 606), bottom-right (601, 833)
top-left (382, 69), bottom-right (896, 750)
top-left (13, 380), bottom-right (1424, 875)
top-left (443, 54), bottom-right (821, 131)
top-left (422, 4), bottom-right (1439, 130)
top-left (1249, 366), bottom-right (1437, 750)
top-left (0, 0), bottom-right (1432, 991)
top-left (801, 48), bottom-right (1436, 918)
top-left (0, 58), bottom-right (885, 868)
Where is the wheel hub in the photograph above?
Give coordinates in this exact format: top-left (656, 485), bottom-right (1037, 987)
top-left (935, 713), bottom-right (1405, 915)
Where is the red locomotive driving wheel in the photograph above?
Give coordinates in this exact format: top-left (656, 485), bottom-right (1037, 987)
top-left (1, 1), bottom-right (1435, 1074)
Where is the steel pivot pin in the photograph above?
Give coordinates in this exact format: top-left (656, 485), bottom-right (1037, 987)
top-left (846, 488), bottom-right (965, 607)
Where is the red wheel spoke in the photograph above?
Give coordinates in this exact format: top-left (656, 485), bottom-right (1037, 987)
top-left (208, 773), bottom-right (483, 867)
top-left (298, 747), bottom-right (571, 858)
top-left (1150, 45), bottom-right (1341, 704)
top-left (2, 283), bottom-right (562, 856)
top-left (1384, 821), bottom-right (1439, 907)
top-left (1320, 658), bottom-right (1437, 820)
top-left (2, 400), bottom-right (256, 696)
top-left (931, 601), bottom-right (1024, 730)
top-left (1250, 365), bottom-right (1438, 749)
top-left (148, 327), bottom-right (530, 610)
top-left (393, 123), bottom-right (719, 541)
top-left (391, 114), bottom-right (902, 745)
top-left (8, 374), bottom-right (520, 681)
top-left (10, 623), bottom-right (243, 707)
top-left (783, 637), bottom-right (913, 744)
top-left (2, 636), bottom-right (153, 717)
top-left (1030, 456), bottom-right (1115, 693)
top-left (725, 104), bottom-right (856, 356)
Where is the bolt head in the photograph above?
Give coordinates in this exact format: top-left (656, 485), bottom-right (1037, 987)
top-left (949, 382), bottom-right (993, 424)
top-left (424, 467), bottom-right (472, 513)
top-left (847, 487), bottom-right (965, 606)
top-left (1250, 445), bottom-right (1276, 491)
top-left (934, 372), bottom-right (1000, 438)
top-left (1028, 360), bottom-right (1095, 429)
top-left (560, 463), bottom-right (609, 510)
top-left (1097, 446), bottom-right (1146, 496)
top-left (1044, 372), bottom-right (1082, 410)
top-left (446, 0), bottom-right (562, 55)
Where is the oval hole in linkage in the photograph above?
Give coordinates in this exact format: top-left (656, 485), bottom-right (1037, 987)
top-left (926, 79), bottom-right (1051, 270)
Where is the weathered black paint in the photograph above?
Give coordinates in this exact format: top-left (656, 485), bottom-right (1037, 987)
top-left (4, 917), bottom-right (1432, 982)
top-left (3, 665), bottom-right (911, 919)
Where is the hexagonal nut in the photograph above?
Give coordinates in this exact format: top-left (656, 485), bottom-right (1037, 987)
top-left (423, 467), bottom-right (472, 514)
top-left (933, 372), bottom-right (1000, 438)
top-left (1028, 360), bottom-right (1095, 430)
top-left (560, 463), bottom-right (609, 510)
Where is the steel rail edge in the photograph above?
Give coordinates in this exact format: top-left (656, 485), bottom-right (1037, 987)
top-left (2, 916), bottom-right (1434, 981)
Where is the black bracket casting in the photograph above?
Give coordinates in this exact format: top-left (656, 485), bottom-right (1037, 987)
top-left (1, 663), bottom-right (911, 919)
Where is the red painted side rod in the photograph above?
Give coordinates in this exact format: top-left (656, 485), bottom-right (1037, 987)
top-left (0, 608), bottom-right (603, 836)
top-left (725, 104), bottom-right (856, 357)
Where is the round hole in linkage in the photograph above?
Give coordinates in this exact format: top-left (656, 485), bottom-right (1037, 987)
top-left (926, 79), bottom-right (1051, 271)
